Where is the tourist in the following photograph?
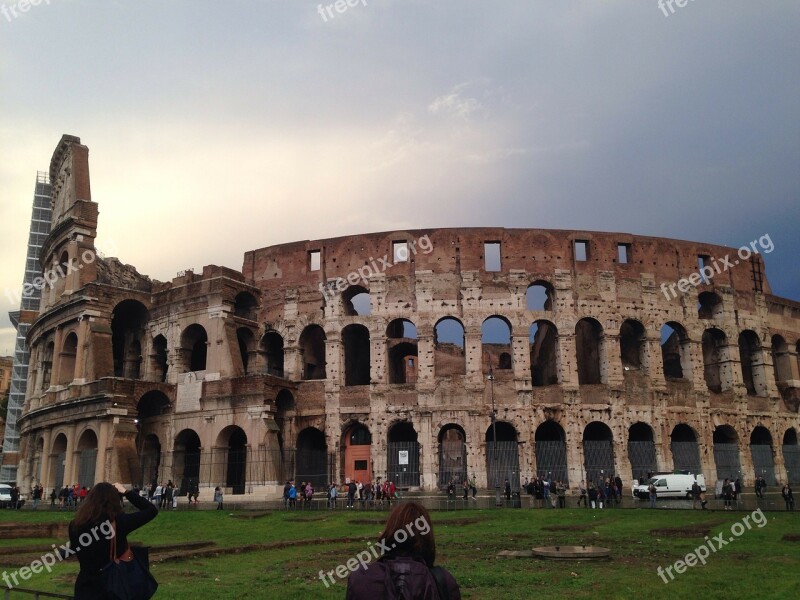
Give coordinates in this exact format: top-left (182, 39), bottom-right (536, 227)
top-left (345, 501), bottom-right (461, 599)
top-left (328, 482), bottom-right (338, 509)
top-left (447, 480), bottom-right (455, 502)
top-left (614, 474), bottom-right (623, 503)
top-left (504, 479), bottom-right (511, 502)
top-left (556, 481), bottom-right (566, 508)
top-left (214, 486), bottom-right (224, 510)
top-left (305, 482), bottom-right (314, 507)
top-left (31, 484), bottom-right (42, 510)
top-left (782, 482), bottom-right (794, 511)
top-left (69, 482), bottom-right (158, 599)
top-left (347, 480), bottom-right (357, 508)
top-left (283, 480), bottom-right (291, 508)
top-left (722, 478), bottom-right (734, 510)
top-left (648, 480), bottom-right (657, 509)
top-left (691, 481), bottom-right (702, 510)
top-left (470, 475), bottom-right (477, 500)
top-left (288, 480), bottom-right (297, 508)
top-left (49, 488), bottom-right (57, 508)
top-left (577, 481), bottom-right (588, 508)
top-left (588, 484), bottom-right (598, 509)
top-left (152, 482), bottom-right (163, 507)
top-left (463, 479), bottom-right (469, 501)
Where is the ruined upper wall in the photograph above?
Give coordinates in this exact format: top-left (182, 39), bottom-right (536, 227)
top-left (242, 227), bottom-right (775, 300)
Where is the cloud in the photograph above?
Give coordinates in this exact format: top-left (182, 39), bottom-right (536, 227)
top-left (428, 84), bottom-right (483, 119)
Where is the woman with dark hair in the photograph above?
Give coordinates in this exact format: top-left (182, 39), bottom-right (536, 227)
top-left (69, 482), bottom-right (158, 599)
top-left (346, 501), bottom-right (460, 599)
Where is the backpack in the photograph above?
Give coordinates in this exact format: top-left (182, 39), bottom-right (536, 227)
top-left (383, 559), bottom-right (450, 600)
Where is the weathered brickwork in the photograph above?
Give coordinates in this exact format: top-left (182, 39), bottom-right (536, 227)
top-left (13, 135), bottom-right (800, 500)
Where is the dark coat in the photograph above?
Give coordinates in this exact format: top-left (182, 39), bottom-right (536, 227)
top-left (69, 490), bottom-right (158, 599)
top-left (346, 556), bottom-right (460, 600)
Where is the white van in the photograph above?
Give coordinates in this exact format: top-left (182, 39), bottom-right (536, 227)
top-left (632, 473), bottom-right (706, 499)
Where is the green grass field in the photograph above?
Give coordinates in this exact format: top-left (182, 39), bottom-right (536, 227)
top-left (1, 506), bottom-right (798, 599)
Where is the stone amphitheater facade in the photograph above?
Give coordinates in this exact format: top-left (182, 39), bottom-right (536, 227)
top-left (12, 135), bottom-right (800, 499)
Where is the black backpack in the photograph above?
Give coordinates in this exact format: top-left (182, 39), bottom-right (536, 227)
top-left (384, 559), bottom-right (451, 600)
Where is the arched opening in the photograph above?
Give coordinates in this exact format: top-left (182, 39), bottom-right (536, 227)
top-left (41, 341), bottom-right (54, 389)
top-left (343, 285), bottom-right (371, 316)
top-left (296, 427), bottom-right (328, 489)
top-left (32, 437), bottom-right (44, 485)
top-left (482, 316), bottom-right (513, 372)
top-left (434, 317), bottom-right (465, 376)
top-left (111, 300), bottom-right (148, 379)
top-left (261, 331), bottom-right (284, 377)
top-left (299, 325), bottom-right (326, 380)
top-left (181, 324), bottom-right (208, 373)
top-left (138, 434), bottom-right (161, 490)
top-left (387, 422), bottom-right (420, 487)
top-left (174, 429), bottom-right (201, 496)
top-left (151, 335), bottom-right (168, 382)
top-left (750, 426), bottom-right (776, 485)
top-left (702, 328), bottom-right (729, 393)
top-left (275, 390), bottom-right (294, 470)
top-left (670, 424), bottom-right (702, 475)
top-left (661, 322), bottom-right (691, 380)
top-left (76, 430), bottom-right (98, 488)
top-left (343, 423), bottom-right (372, 484)
top-left (534, 421), bottom-right (568, 484)
top-left (772, 335), bottom-right (791, 384)
top-left (526, 281), bottom-right (554, 311)
top-left (137, 390), bottom-right (170, 421)
top-left (237, 327), bottom-right (256, 376)
top-left (698, 292), bottom-right (723, 320)
top-left (437, 425), bottom-right (467, 488)
top-left (628, 423), bottom-right (657, 482)
top-left (783, 428), bottom-right (800, 484)
top-left (56, 250), bottom-right (70, 296)
top-left (619, 319), bottom-right (646, 371)
top-left (739, 330), bottom-right (767, 397)
top-left (485, 422), bottom-right (520, 491)
top-left (342, 324), bottom-right (370, 386)
top-left (576, 318), bottom-right (604, 384)
top-left (387, 319), bottom-right (418, 384)
top-left (713, 425), bottom-right (741, 481)
top-left (50, 433), bottom-right (67, 490)
top-left (530, 321), bottom-right (558, 386)
top-left (583, 422), bottom-right (614, 483)
top-left (216, 426), bottom-right (247, 495)
top-left (234, 292), bottom-right (258, 321)
top-left (58, 332), bottom-right (78, 385)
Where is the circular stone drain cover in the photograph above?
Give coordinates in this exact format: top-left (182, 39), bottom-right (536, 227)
top-left (531, 546), bottom-right (610, 559)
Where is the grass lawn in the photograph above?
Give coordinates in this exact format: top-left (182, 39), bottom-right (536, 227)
top-left (1, 506), bottom-right (798, 599)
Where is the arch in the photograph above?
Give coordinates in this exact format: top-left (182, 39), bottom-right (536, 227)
top-left (111, 299), bottom-right (148, 379)
top-left (387, 319), bottom-right (418, 384)
top-left (275, 389), bottom-right (294, 412)
top-left (32, 437), bottom-right (44, 484)
top-left (583, 421), bottom-right (614, 483)
top-left (670, 424), bottom-right (702, 475)
top-left (76, 429), bottom-right (98, 488)
top-left (174, 429), bottom-right (201, 496)
top-left (739, 330), bottom-right (767, 396)
top-left (299, 324), bottom-right (326, 380)
top-left (50, 433), bottom-right (68, 490)
top-left (41, 341), bottom-right (54, 389)
top-left (627, 423), bottom-right (657, 482)
top-left (237, 327), bottom-right (256, 376)
top-left (151, 335), bottom-right (168, 382)
top-left (712, 425), bottom-right (741, 481)
top-left (344, 423), bottom-right (372, 484)
top-left (137, 390), bottom-right (170, 421)
top-left (343, 285), bottom-right (371, 316)
top-left (750, 426), bottom-right (776, 485)
top-left (482, 316), bottom-right (513, 371)
top-left (261, 331), bottom-right (284, 377)
top-left (181, 324), bottom-right (208, 373)
top-left (234, 291), bottom-right (258, 321)
top-left (342, 324), bottom-right (370, 385)
top-left (138, 434), bottom-right (161, 489)
top-left (619, 319), bottom-right (646, 370)
top-left (530, 321), bottom-right (558, 386)
top-left (534, 421), bottom-right (568, 484)
top-left (296, 427), bottom-right (328, 489)
top-left (387, 422), bottom-right (420, 487)
top-left (783, 428), bottom-right (800, 485)
top-left (216, 426), bottom-right (248, 495)
top-left (485, 422), bottom-right (520, 491)
top-left (526, 281), bottom-right (555, 311)
top-left (661, 322), bottom-right (691, 380)
top-left (698, 291), bottom-right (723, 320)
top-left (58, 332), bottom-right (78, 385)
top-left (771, 335), bottom-right (791, 384)
top-left (576, 318), bottom-right (604, 384)
top-left (437, 424), bottom-right (467, 488)
top-left (702, 328), bottom-right (729, 393)
top-left (434, 317), bottom-right (465, 376)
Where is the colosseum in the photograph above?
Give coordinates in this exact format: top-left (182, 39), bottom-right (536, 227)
top-left (9, 135), bottom-right (800, 500)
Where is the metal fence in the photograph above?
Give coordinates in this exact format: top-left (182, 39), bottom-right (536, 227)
top-left (784, 445), bottom-right (800, 484)
top-left (627, 441), bottom-right (658, 482)
top-left (583, 440), bottom-right (614, 483)
top-left (387, 442), bottom-right (421, 487)
top-left (750, 445), bottom-right (777, 485)
top-left (486, 441), bottom-right (521, 491)
top-left (438, 439), bottom-right (467, 488)
top-left (535, 440), bottom-right (569, 485)
top-left (713, 443), bottom-right (742, 481)
top-left (671, 441), bottom-right (702, 475)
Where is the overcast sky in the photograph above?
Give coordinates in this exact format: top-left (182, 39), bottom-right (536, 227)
top-left (1, 0), bottom-right (798, 355)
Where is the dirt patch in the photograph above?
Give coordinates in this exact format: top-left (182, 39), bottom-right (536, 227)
top-left (782, 534), bottom-right (800, 542)
top-left (285, 516), bottom-right (328, 522)
top-left (435, 518), bottom-right (483, 526)
top-left (348, 519), bottom-right (386, 525)
top-left (650, 525), bottom-right (710, 538)
top-left (542, 524), bottom-right (592, 532)
top-left (232, 511), bottom-right (272, 520)
top-left (0, 522), bottom-right (69, 539)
